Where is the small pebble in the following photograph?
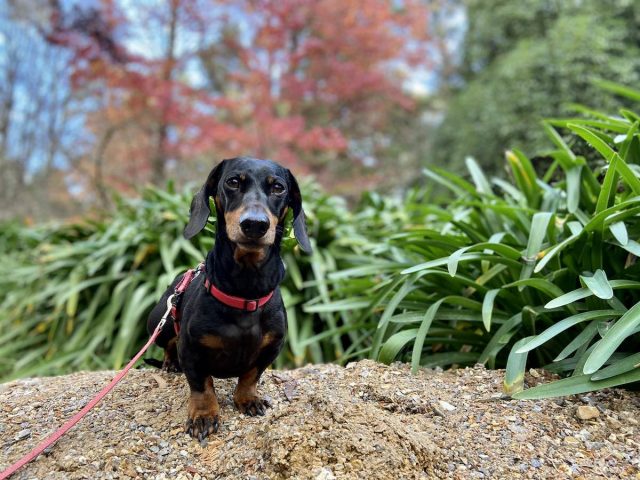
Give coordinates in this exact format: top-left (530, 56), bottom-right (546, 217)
top-left (14, 429), bottom-right (31, 441)
top-left (576, 405), bottom-right (600, 420)
top-left (438, 400), bottom-right (456, 411)
top-left (564, 436), bottom-right (581, 445)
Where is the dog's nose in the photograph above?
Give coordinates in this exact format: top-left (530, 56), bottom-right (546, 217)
top-left (240, 212), bottom-right (270, 239)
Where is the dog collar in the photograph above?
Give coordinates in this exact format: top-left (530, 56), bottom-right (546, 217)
top-left (204, 277), bottom-right (274, 312)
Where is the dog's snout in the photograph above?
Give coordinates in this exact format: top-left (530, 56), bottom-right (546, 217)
top-left (240, 211), bottom-right (270, 239)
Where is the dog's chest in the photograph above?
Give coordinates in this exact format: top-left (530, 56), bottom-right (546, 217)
top-left (193, 317), bottom-right (267, 376)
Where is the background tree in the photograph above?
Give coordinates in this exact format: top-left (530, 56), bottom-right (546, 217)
top-left (0, 1), bottom-right (84, 219)
top-left (37, 0), bottom-right (432, 200)
top-left (431, 0), bottom-right (640, 172)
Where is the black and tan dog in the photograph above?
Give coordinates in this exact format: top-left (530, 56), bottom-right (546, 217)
top-left (147, 157), bottom-right (311, 440)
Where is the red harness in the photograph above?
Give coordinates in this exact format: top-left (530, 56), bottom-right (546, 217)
top-left (171, 262), bottom-right (274, 334)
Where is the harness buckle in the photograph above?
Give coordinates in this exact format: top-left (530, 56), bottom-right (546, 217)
top-left (158, 294), bottom-right (175, 331)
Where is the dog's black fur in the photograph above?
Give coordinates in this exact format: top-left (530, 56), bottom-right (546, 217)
top-left (146, 157), bottom-right (311, 440)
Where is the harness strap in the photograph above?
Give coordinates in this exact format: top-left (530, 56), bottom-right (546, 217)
top-left (171, 262), bottom-right (204, 335)
top-left (170, 261), bottom-right (275, 334)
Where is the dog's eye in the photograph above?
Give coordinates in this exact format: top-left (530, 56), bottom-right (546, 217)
top-left (225, 177), bottom-right (240, 189)
top-left (271, 183), bottom-right (286, 195)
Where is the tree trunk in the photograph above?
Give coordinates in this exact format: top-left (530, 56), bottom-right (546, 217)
top-left (151, 0), bottom-right (179, 186)
top-left (94, 126), bottom-right (116, 206)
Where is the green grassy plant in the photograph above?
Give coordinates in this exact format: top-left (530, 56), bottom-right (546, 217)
top-left (2, 83), bottom-right (640, 399)
top-left (308, 82), bottom-right (640, 398)
top-left (0, 182), bottom-right (352, 380)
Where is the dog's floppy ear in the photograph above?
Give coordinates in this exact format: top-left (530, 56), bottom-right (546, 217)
top-left (287, 170), bottom-right (312, 254)
top-left (183, 160), bottom-right (227, 240)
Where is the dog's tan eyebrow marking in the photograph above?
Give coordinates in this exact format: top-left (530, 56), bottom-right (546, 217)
top-left (239, 173), bottom-right (246, 181)
top-left (200, 335), bottom-right (224, 349)
top-left (267, 176), bottom-right (274, 184)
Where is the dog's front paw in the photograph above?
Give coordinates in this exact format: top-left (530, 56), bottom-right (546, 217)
top-left (234, 396), bottom-right (271, 416)
top-left (185, 414), bottom-right (220, 440)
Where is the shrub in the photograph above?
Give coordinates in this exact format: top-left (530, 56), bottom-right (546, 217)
top-left (312, 81), bottom-right (640, 398)
top-left (0, 182), bottom-right (352, 380)
top-left (2, 82), bottom-right (640, 399)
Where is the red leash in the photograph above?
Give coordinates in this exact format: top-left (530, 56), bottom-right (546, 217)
top-left (0, 295), bottom-right (175, 480)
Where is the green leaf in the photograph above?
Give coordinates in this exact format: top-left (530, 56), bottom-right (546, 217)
top-left (589, 352), bottom-right (640, 381)
top-left (593, 79), bottom-right (640, 102)
top-left (371, 277), bottom-right (416, 359)
top-left (541, 121), bottom-right (576, 162)
top-left (379, 329), bottom-right (418, 364)
top-left (447, 242), bottom-right (521, 277)
top-left (411, 299), bottom-right (444, 373)
top-left (519, 212), bottom-right (553, 287)
top-left (447, 246), bottom-right (470, 277)
top-left (477, 313), bottom-right (522, 365)
top-left (516, 310), bottom-right (621, 353)
top-left (566, 166), bottom-right (582, 213)
top-left (570, 124), bottom-right (640, 194)
top-left (504, 336), bottom-right (534, 395)
top-left (402, 253), bottom-right (486, 275)
top-left (505, 150), bottom-right (541, 206)
top-left (554, 320), bottom-right (601, 361)
top-left (545, 288), bottom-right (591, 309)
top-left (303, 298), bottom-right (371, 313)
top-left (503, 278), bottom-right (566, 301)
top-left (580, 270), bottom-right (613, 300)
top-left (609, 221), bottom-right (628, 245)
top-left (616, 239), bottom-right (640, 256)
top-left (534, 221), bottom-right (583, 273)
top-left (513, 368), bottom-right (640, 400)
top-left (583, 301), bottom-right (640, 374)
top-left (466, 157), bottom-right (492, 195)
top-left (482, 289), bottom-right (500, 332)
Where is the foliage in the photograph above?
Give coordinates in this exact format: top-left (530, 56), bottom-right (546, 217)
top-left (33, 0), bottom-right (431, 196)
top-left (432, 0), bottom-right (640, 171)
top-left (3, 83), bottom-right (640, 399)
top-left (0, 180), bottom-right (352, 380)
top-left (311, 82), bottom-right (640, 398)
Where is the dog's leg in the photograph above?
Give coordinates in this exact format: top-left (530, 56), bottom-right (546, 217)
top-left (233, 367), bottom-right (271, 416)
top-left (185, 375), bottom-right (220, 440)
top-left (162, 337), bottom-right (182, 373)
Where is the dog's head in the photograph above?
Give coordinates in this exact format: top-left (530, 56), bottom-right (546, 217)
top-left (183, 157), bottom-right (312, 262)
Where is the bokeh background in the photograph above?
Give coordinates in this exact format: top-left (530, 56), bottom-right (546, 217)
top-left (3, 0), bottom-right (638, 220)
top-left (2, 0), bottom-right (640, 397)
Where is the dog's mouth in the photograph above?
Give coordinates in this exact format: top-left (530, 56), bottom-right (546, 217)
top-left (234, 239), bottom-right (272, 251)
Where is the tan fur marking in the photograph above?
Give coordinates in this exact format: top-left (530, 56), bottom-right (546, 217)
top-left (233, 246), bottom-right (267, 265)
top-left (225, 205), bottom-right (280, 267)
top-left (188, 376), bottom-right (219, 420)
top-left (162, 336), bottom-right (179, 371)
top-left (224, 207), bottom-right (245, 241)
top-left (279, 206), bottom-right (289, 222)
top-left (260, 332), bottom-right (275, 349)
top-left (200, 334), bottom-right (224, 349)
top-left (215, 195), bottom-right (222, 210)
top-left (265, 209), bottom-right (278, 231)
top-left (233, 368), bottom-right (258, 406)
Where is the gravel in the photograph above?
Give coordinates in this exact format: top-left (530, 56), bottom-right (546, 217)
top-left (1, 360), bottom-right (639, 479)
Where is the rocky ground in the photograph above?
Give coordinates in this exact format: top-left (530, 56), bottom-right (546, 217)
top-left (1, 360), bottom-right (639, 479)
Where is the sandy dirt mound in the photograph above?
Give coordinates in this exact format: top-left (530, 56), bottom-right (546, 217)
top-left (1, 360), bottom-right (639, 479)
